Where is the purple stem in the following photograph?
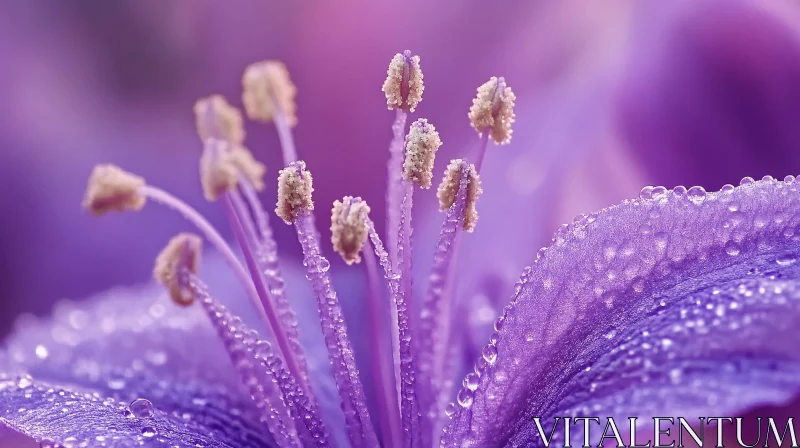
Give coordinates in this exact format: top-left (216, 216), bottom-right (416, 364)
top-left (139, 185), bottom-right (274, 339)
top-left (365, 215), bottom-right (421, 448)
top-left (237, 179), bottom-right (309, 384)
top-left (362, 247), bottom-right (402, 448)
top-left (186, 272), bottom-right (330, 447)
top-left (293, 211), bottom-right (378, 447)
top-left (273, 101), bottom-right (298, 164)
top-left (474, 132), bottom-right (490, 173)
top-left (386, 108), bottom-right (409, 269)
top-left (223, 191), bottom-right (311, 397)
top-left (416, 164), bottom-right (470, 445)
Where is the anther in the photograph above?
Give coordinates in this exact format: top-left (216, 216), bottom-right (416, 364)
top-left (331, 197), bottom-right (371, 265)
top-left (153, 233), bottom-right (202, 306)
top-left (200, 139), bottom-right (239, 201)
top-left (82, 164), bottom-right (147, 216)
top-left (382, 50), bottom-right (424, 113)
top-left (276, 161), bottom-right (314, 224)
top-left (437, 159), bottom-right (483, 232)
top-left (242, 61), bottom-right (298, 126)
top-left (468, 76), bottom-right (516, 145)
top-left (193, 95), bottom-right (246, 145)
top-left (402, 118), bottom-right (442, 189)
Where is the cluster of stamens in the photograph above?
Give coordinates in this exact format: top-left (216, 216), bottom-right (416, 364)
top-left (82, 51), bottom-right (515, 447)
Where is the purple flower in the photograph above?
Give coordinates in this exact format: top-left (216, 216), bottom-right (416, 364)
top-left (3, 36), bottom-right (800, 448)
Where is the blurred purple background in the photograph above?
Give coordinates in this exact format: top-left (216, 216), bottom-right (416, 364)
top-left (2, 0), bottom-right (800, 337)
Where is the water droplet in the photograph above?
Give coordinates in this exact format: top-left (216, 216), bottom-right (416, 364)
top-left (785, 175), bottom-right (795, 184)
top-left (724, 241), bottom-right (741, 256)
top-left (129, 398), bottom-right (154, 418)
top-left (35, 345), bottom-right (49, 360)
top-left (740, 176), bottom-right (755, 185)
top-left (493, 316), bottom-right (504, 332)
top-left (672, 185), bottom-right (687, 197)
top-left (651, 186), bottom-right (668, 198)
top-left (763, 175), bottom-right (775, 182)
top-left (457, 388), bottom-right (474, 408)
top-left (720, 184), bottom-right (735, 194)
top-left (463, 372), bottom-right (479, 391)
top-left (482, 345), bottom-right (497, 365)
top-left (776, 252), bottom-right (797, 266)
top-left (141, 426), bottom-right (157, 438)
top-left (639, 186), bottom-right (654, 200)
top-left (445, 402), bottom-right (456, 417)
top-left (687, 186), bottom-right (707, 205)
top-left (639, 223), bottom-right (652, 235)
top-left (16, 375), bottom-right (32, 389)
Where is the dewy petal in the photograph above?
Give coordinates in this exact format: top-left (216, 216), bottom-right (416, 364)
top-left (0, 283), bottom-right (273, 447)
top-left (443, 178), bottom-right (800, 446)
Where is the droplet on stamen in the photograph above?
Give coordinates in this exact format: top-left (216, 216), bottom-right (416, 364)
top-left (331, 196), bottom-right (371, 265)
top-left (82, 164), bottom-right (147, 216)
top-left (437, 159), bottom-right (483, 232)
top-left (153, 233), bottom-right (202, 306)
top-left (276, 161), bottom-right (314, 224)
top-left (193, 95), bottom-right (245, 145)
top-left (402, 118), bottom-right (442, 189)
top-left (468, 76), bottom-right (516, 144)
top-left (242, 60), bottom-right (298, 126)
top-left (382, 50), bottom-right (424, 112)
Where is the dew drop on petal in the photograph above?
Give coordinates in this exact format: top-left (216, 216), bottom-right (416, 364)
top-left (141, 426), bottom-right (157, 438)
top-left (740, 176), bottom-right (755, 185)
top-left (776, 252), bottom-right (797, 266)
top-left (482, 344), bottom-right (498, 365)
top-left (651, 186), bottom-right (668, 198)
top-left (687, 186), bottom-right (707, 205)
top-left (672, 185), bottom-right (687, 197)
top-left (16, 375), bottom-right (32, 389)
top-left (463, 372), bottom-right (479, 391)
top-left (784, 175), bottom-right (795, 184)
top-left (720, 184), bottom-right (735, 194)
top-left (457, 387), bottom-right (474, 408)
top-left (129, 398), bottom-right (154, 418)
top-left (639, 186), bottom-right (654, 200)
top-left (725, 241), bottom-right (741, 256)
top-left (445, 402), bottom-right (456, 417)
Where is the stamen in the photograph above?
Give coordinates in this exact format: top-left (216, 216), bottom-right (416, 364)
top-left (331, 197), bottom-right (402, 447)
top-left (200, 139), bottom-right (239, 201)
top-left (437, 159), bottom-right (483, 232)
top-left (330, 197), bottom-right (370, 265)
top-left (224, 190), bottom-right (312, 397)
top-left (230, 145), bottom-right (267, 191)
top-left (382, 50), bottom-right (424, 113)
top-left (417, 160), bottom-right (473, 441)
top-left (283, 165), bottom-right (378, 446)
top-left (242, 61), bottom-right (298, 126)
top-left (153, 233), bottom-right (202, 306)
top-left (242, 61), bottom-right (298, 164)
top-left (402, 118), bottom-right (442, 189)
top-left (468, 76), bottom-right (516, 146)
top-left (469, 77), bottom-right (516, 172)
top-left (82, 164), bottom-right (146, 216)
top-left (185, 273), bottom-right (331, 447)
top-left (276, 161), bottom-right (314, 225)
top-left (383, 51), bottom-right (423, 267)
top-left (194, 95), bottom-right (246, 145)
top-left (362, 214), bottom-right (422, 447)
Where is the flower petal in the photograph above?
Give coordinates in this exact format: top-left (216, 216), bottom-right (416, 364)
top-left (443, 178), bottom-right (800, 446)
top-left (0, 282), bottom-right (274, 447)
